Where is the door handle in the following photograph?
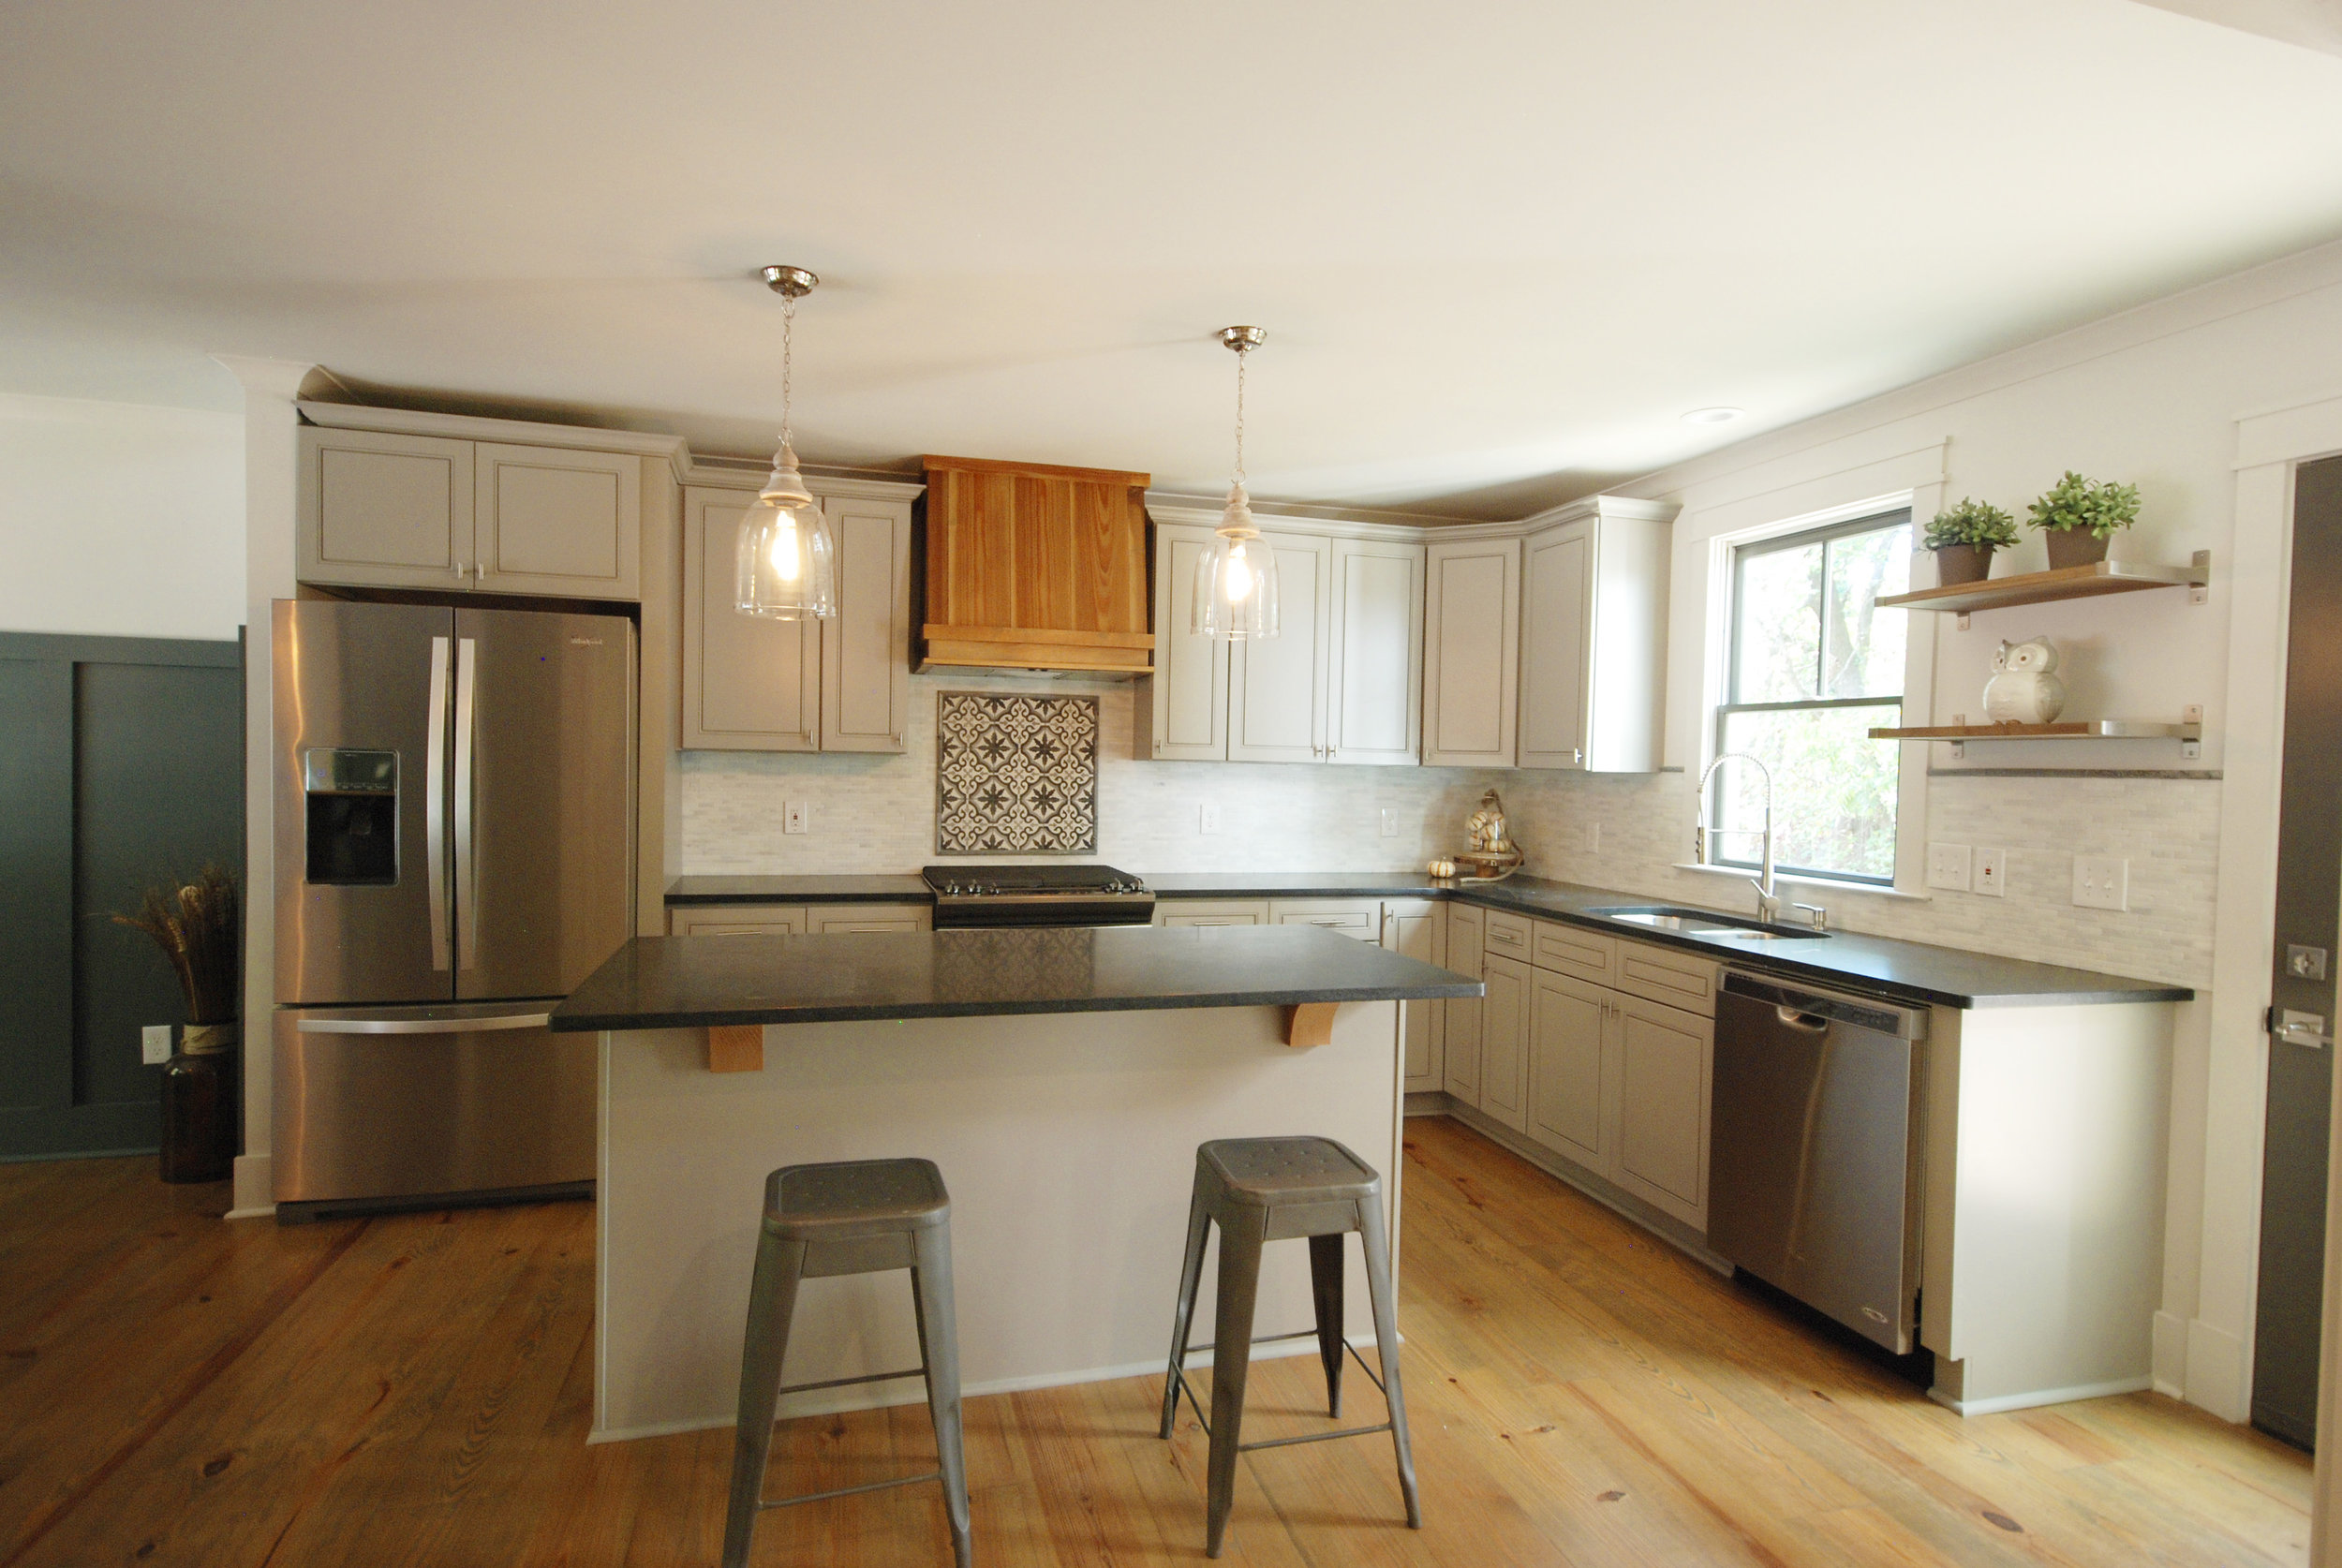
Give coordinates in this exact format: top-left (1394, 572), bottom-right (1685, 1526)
top-left (1774, 1007), bottom-right (1831, 1032)
top-left (298, 1011), bottom-right (552, 1035)
top-left (425, 634), bottom-right (451, 970)
top-left (453, 636), bottom-right (479, 970)
top-left (2275, 1009), bottom-right (2335, 1049)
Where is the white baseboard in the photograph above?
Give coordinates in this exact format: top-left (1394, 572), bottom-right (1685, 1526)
top-left (2185, 1316), bottom-right (2251, 1423)
top-left (1927, 1375), bottom-right (2154, 1416)
top-left (229, 1152), bottom-right (274, 1220)
top-left (586, 1333), bottom-right (1384, 1445)
top-left (2152, 1309), bottom-right (2187, 1398)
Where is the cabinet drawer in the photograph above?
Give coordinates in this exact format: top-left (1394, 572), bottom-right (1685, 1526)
top-left (809, 904), bottom-right (930, 934)
top-left (1532, 920), bottom-right (1615, 984)
top-left (1270, 900), bottom-right (1383, 941)
top-left (1481, 910), bottom-right (1534, 961)
top-left (668, 904), bottom-right (807, 937)
top-left (1612, 939), bottom-right (1717, 1016)
top-left (1156, 900), bottom-right (1271, 927)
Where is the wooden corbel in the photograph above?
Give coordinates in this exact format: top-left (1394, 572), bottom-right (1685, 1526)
top-left (706, 1025), bottom-right (764, 1072)
top-left (1284, 1002), bottom-right (1341, 1048)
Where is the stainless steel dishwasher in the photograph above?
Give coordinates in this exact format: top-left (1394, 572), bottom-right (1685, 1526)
top-left (1709, 970), bottom-right (1929, 1353)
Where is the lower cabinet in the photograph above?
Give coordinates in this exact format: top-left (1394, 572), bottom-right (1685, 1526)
top-left (1443, 904), bottom-right (1485, 1105)
top-left (1478, 954), bottom-right (1533, 1132)
top-left (1526, 969), bottom-right (1608, 1169)
top-left (809, 905), bottom-right (930, 934)
top-left (667, 903), bottom-right (929, 936)
top-left (1610, 994), bottom-right (1711, 1225)
top-left (1268, 899), bottom-right (1382, 940)
top-left (1383, 898), bottom-right (1445, 1093)
top-left (1154, 900), bottom-right (1270, 927)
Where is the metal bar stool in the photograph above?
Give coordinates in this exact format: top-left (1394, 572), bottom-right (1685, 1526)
top-left (721, 1157), bottom-right (971, 1568)
top-left (1158, 1135), bottom-right (1420, 1557)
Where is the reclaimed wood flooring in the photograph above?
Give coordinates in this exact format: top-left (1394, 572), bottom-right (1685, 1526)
top-left (0, 1115), bottom-right (2310, 1566)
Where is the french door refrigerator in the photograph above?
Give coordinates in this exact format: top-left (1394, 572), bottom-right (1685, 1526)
top-left (270, 599), bottom-right (634, 1218)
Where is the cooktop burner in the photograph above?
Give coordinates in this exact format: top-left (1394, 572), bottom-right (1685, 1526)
top-left (920, 864), bottom-right (1154, 926)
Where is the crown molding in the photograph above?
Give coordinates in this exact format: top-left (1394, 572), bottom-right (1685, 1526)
top-left (296, 400), bottom-right (694, 478)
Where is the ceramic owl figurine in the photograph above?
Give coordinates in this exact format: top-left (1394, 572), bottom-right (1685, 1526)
top-left (1983, 636), bottom-right (2066, 724)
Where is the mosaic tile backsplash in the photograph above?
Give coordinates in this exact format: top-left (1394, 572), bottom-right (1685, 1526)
top-left (934, 691), bottom-right (1099, 854)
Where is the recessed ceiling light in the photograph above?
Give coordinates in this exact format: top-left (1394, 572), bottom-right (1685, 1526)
top-left (1682, 407), bottom-right (1744, 425)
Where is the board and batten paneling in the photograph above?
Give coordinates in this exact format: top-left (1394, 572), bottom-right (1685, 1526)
top-left (472, 442), bottom-right (640, 599)
top-left (1138, 522), bottom-right (1230, 761)
top-left (820, 499), bottom-right (913, 754)
top-left (1228, 533), bottom-right (1333, 763)
top-left (1423, 537), bottom-right (1521, 767)
top-left (680, 486), bottom-right (819, 751)
top-left (1328, 539), bottom-right (1424, 766)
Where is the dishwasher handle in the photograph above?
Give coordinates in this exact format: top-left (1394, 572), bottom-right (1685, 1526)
top-left (1720, 969), bottom-right (1929, 1040)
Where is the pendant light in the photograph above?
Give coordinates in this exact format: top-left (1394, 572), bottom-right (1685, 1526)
top-left (1192, 325), bottom-right (1279, 640)
top-left (735, 264), bottom-right (837, 620)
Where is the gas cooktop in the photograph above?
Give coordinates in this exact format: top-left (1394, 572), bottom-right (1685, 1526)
top-left (920, 864), bottom-right (1155, 927)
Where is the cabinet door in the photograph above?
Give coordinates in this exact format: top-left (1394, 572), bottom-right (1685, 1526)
top-left (1527, 969), bottom-right (1608, 1169)
top-left (1518, 520), bottom-right (1593, 769)
top-left (809, 904), bottom-right (931, 934)
top-left (1227, 532), bottom-right (1332, 763)
top-left (1327, 540), bottom-right (1424, 766)
top-left (1269, 899), bottom-right (1381, 941)
top-left (298, 426), bottom-right (475, 589)
top-left (821, 497), bottom-right (912, 753)
top-left (474, 443), bottom-right (641, 599)
top-left (1142, 524), bottom-right (1229, 761)
top-left (1611, 993), bottom-right (1712, 1229)
top-left (1478, 954), bottom-right (1533, 1132)
top-left (668, 905), bottom-right (808, 937)
top-left (681, 486), bottom-right (820, 751)
top-left (1385, 898), bottom-right (1445, 1092)
top-left (1422, 538), bottom-right (1521, 767)
top-left (1156, 900), bottom-right (1270, 927)
top-left (1443, 905), bottom-right (1484, 1103)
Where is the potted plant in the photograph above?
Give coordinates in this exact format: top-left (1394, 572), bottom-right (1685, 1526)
top-left (2027, 470), bottom-right (2140, 570)
top-left (1923, 498), bottom-right (2018, 586)
top-left (117, 865), bottom-right (240, 1184)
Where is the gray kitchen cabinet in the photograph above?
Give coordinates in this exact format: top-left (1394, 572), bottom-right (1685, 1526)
top-left (298, 426), bottom-right (640, 599)
top-left (809, 904), bottom-right (930, 933)
top-left (1384, 897), bottom-right (1445, 1092)
top-left (1478, 952), bottom-right (1533, 1132)
top-left (1443, 903), bottom-right (1485, 1104)
top-left (1527, 967), bottom-right (1608, 1170)
top-left (668, 904), bottom-right (808, 937)
top-left (681, 482), bottom-right (914, 755)
top-left (1422, 536), bottom-right (1522, 767)
top-left (1610, 992), bottom-right (1711, 1228)
top-left (1268, 898), bottom-right (1381, 939)
top-left (1154, 899), bottom-right (1270, 927)
top-left (1228, 532), bottom-right (1334, 763)
top-left (1516, 497), bottom-right (1672, 772)
top-left (1139, 522), bottom-right (1232, 762)
top-left (1327, 539), bottom-right (1424, 766)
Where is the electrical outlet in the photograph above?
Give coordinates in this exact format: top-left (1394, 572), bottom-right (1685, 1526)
top-left (1926, 842), bottom-right (1972, 893)
top-left (783, 801), bottom-right (808, 836)
top-left (2072, 854), bottom-right (2129, 911)
top-left (141, 1024), bottom-right (173, 1066)
top-left (1975, 848), bottom-right (2007, 898)
top-left (1199, 801), bottom-right (1222, 835)
top-left (1380, 807), bottom-right (1399, 837)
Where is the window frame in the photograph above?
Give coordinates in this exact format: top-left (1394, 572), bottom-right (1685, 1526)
top-left (1709, 506), bottom-right (1914, 889)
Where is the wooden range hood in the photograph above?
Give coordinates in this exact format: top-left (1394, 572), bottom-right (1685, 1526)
top-left (918, 454), bottom-right (1154, 674)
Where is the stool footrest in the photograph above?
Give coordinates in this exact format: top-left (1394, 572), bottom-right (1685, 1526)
top-left (777, 1366), bottom-right (927, 1398)
top-left (1169, 1339), bottom-right (1386, 1444)
top-left (760, 1471), bottom-right (944, 1510)
top-left (1240, 1422), bottom-right (1394, 1454)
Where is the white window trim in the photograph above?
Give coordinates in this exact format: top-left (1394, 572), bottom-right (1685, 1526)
top-left (1696, 483), bottom-right (1942, 898)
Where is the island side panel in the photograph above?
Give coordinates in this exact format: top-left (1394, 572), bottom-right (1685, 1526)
top-left (595, 1000), bottom-right (1402, 1441)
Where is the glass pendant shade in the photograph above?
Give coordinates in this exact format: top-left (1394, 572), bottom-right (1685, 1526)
top-left (734, 446), bottom-right (837, 619)
top-left (1191, 481), bottom-right (1280, 639)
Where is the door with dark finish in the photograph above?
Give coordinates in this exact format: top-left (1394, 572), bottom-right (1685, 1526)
top-left (0, 632), bottom-right (244, 1160)
top-left (2254, 451), bottom-right (2342, 1448)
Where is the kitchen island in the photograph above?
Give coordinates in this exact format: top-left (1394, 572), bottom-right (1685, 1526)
top-left (552, 924), bottom-right (1478, 1442)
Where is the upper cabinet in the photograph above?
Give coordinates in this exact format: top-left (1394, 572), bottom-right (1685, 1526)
top-left (299, 424), bottom-right (640, 600)
top-left (1140, 518), bottom-right (1425, 766)
top-left (1422, 537), bottom-right (1522, 767)
top-left (1517, 497), bottom-right (1673, 773)
top-left (919, 456), bottom-right (1153, 675)
top-left (680, 481), bottom-right (916, 754)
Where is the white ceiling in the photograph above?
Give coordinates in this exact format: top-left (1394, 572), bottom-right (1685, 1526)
top-left (5, 1), bottom-right (2341, 519)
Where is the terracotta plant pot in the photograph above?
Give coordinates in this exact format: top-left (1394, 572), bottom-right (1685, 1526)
top-left (2043, 528), bottom-right (2111, 570)
top-left (1932, 543), bottom-right (1994, 586)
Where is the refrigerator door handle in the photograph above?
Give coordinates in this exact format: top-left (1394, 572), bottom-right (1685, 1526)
top-left (297, 1012), bottom-right (553, 1035)
top-left (425, 634), bottom-right (452, 970)
top-left (454, 636), bottom-right (480, 969)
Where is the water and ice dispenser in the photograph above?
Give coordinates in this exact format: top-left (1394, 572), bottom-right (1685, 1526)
top-left (303, 748), bottom-right (399, 885)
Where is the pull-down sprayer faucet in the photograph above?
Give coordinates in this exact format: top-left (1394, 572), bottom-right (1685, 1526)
top-left (1696, 752), bottom-right (1783, 924)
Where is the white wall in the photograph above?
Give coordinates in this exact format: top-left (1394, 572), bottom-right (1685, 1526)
top-left (0, 392), bottom-right (245, 640)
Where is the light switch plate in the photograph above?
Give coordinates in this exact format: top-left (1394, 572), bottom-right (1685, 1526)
top-left (1975, 848), bottom-right (2007, 898)
top-left (1580, 822), bottom-right (1602, 853)
top-left (783, 802), bottom-right (808, 835)
top-left (141, 1024), bottom-right (172, 1066)
top-left (1199, 801), bottom-right (1222, 835)
top-left (2072, 854), bottom-right (2129, 911)
top-left (1926, 842), bottom-right (1972, 892)
top-left (1380, 808), bottom-right (1399, 837)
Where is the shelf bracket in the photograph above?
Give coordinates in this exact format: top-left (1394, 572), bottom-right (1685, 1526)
top-left (707, 1025), bottom-right (764, 1072)
top-left (1285, 1002), bottom-right (1341, 1048)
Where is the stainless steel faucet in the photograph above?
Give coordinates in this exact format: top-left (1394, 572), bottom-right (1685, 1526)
top-left (1696, 751), bottom-right (1783, 924)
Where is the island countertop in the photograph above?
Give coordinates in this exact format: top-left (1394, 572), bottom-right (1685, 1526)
top-left (551, 923), bottom-right (1480, 1032)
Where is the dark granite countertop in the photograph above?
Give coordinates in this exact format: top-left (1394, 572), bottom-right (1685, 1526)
top-left (657, 869), bottom-right (2190, 1011)
top-left (553, 923), bottom-right (1482, 1032)
top-left (665, 874), bottom-right (934, 905)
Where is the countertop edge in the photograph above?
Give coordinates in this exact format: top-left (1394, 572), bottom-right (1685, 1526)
top-left (552, 982), bottom-right (1482, 1034)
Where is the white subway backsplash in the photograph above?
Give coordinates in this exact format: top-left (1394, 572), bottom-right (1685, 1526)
top-left (681, 674), bottom-right (2216, 988)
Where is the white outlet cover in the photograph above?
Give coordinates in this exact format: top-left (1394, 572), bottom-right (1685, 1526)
top-left (783, 801), bottom-right (808, 835)
top-left (1925, 842), bottom-right (1972, 893)
top-left (1199, 802), bottom-right (1222, 835)
top-left (1975, 848), bottom-right (2007, 898)
top-left (1380, 807), bottom-right (1399, 837)
top-left (1582, 822), bottom-right (1602, 853)
top-left (2071, 854), bottom-right (2129, 911)
top-left (141, 1024), bottom-right (173, 1066)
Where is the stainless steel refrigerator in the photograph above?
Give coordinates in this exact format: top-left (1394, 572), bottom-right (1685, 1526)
top-left (271, 599), bottom-right (634, 1218)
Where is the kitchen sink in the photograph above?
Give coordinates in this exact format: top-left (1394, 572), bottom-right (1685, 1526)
top-left (1588, 906), bottom-right (1830, 940)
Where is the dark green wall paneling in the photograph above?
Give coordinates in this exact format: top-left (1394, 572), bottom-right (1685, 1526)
top-left (0, 633), bottom-right (244, 1161)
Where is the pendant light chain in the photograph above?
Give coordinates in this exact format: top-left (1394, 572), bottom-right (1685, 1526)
top-left (1232, 345), bottom-right (1247, 487)
top-left (778, 289), bottom-right (796, 452)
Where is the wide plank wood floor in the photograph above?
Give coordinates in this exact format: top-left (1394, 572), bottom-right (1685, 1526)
top-left (0, 1116), bottom-right (2309, 1566)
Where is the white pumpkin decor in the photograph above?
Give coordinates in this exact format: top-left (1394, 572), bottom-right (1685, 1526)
top-left (1983, 636), bottom-right (2067, 725)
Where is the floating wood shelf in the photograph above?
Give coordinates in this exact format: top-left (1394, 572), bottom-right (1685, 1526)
top-left (1870, 719), bottom-right (2201, 742)
top-left (1877, 551), bottom-right (2210, 615)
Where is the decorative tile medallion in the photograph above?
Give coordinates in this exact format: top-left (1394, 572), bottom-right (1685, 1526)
top-left (934, 691), bottom-right (1100, 854)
